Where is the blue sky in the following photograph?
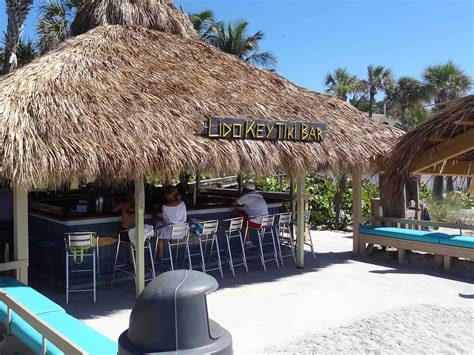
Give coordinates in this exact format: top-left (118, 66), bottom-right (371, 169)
top-left (1, 0), bottom-right (473, 93)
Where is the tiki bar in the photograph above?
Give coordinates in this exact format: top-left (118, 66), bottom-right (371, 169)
top-left (0, 0), bottom-right (406, 353)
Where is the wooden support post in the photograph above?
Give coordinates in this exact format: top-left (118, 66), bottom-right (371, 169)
top-left (13, 185), bottom-right (29, 284)
top-left (193, 171), bottom-right (200, 207)
top-left (443, 255), bottom-right (452, 272)
top-left (352, 169), bottom-right (362, 256)
top-left (134, 177), bottom-right (145, 297)
top-left (289, 181), bottom-right (295, 215)
top-left (238, 175), bottom-right (243, 194)
top-left (296, 176), bottom-right (305, 268)
top-left (398, 249), bottom-right (406, 263)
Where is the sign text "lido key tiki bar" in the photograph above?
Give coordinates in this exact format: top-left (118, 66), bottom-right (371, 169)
top-left (205, 117), bottom-right (327, 142)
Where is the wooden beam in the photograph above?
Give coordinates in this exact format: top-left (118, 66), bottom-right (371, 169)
top-left (296, 176), bottom-right (305, 268)
top-left (13, 186), bottom-right (29, 284)
top-left (454, 120), bottom-right (474, 126)
top-left (416, 160), bottom-right (473, 177)
top-left (412, 129), bottom-right (474, 173)
top-left (135, 177), bottom-right (145, 297)
top-left (352, 169), bottom-right (362, 256)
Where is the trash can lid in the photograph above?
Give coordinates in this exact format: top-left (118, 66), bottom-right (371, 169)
top-left (127, 270), bottom-right (221, 352)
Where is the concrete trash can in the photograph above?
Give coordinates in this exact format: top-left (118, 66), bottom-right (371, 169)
top-left (118, 270), bottom-right (232, 354)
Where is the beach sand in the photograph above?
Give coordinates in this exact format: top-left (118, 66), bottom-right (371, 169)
top-left (265, 304), bottom-right (473, 354)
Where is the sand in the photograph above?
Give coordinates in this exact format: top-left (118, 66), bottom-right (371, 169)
top-left (265, 304), bottom-right (473, 354)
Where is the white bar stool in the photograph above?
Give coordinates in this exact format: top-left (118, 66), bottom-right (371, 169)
top-left (195, 220), bottom-right (223, 278)
top-left (166, 223), bottom-right (191, 271)
top-left (219, 217), bottom-right (248, 276)
top-left (252, 215), bottom-right (279, 271)
top-left (274, 212), bottom-right (295, 265)
top-left (291, 211), bottom-right (316, 261)
top-left (111, 229), bottom-right (156, 288)
top-left (64, 232), bottom-right (98, 304)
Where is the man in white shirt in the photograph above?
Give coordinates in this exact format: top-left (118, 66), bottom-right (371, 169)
top-left (232, 182), bottom-right (269, 241)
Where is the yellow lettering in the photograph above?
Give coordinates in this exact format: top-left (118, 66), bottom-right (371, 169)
top-left (317, 127), bottom-right (323, 141)
top-left (208, 117), bottom-right (220, 137)
top-left (301, 123), bottom-right (308, 140)
top-left (287, 125), bottom-right (295, 140)
top-left (275, 123), bottom-right (285, 139)
top-left (309, 127), bottom-right (317, 140)
top-left (256, 124), bottom-right (265, 138)
top-left (245, 120), bottom-right (256, 138)
top-left (222, 122), bottom-right (232, 138)
top-left (266, 124), bottom-right (275, 138)
top-left (233, 124), bottom-right (243, 138)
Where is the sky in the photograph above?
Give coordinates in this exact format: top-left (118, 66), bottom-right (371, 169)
top-left (0, 0), bottom-right (473, 94)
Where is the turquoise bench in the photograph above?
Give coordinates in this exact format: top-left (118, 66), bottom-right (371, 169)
top-left (359, 226), bottom-right (474, 270)
top-left (0, 277), bottom-right (117, 354)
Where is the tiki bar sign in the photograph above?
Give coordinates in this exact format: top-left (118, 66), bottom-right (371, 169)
top-left (205, 117), bottom-right (327, 142)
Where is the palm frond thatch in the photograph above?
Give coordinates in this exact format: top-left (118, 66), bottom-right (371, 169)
top-left (382, 95), bottom-right (474, 195)
top-left (70, 0), bottom-right (195, 37)
top-left (0, 25), bottom-right (403, 188)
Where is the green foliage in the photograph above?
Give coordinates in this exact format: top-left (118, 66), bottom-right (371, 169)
top-left (205, 20), bottom-right (276, 68)
top-left (324, 68), bottom-right (361, 101)
top-left (255, 176), bottom-right (289, 192)
top-left (361, 179), bottom-right (379, 216)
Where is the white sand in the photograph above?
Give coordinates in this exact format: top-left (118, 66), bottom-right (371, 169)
top-left (48, 230), bottom-right (473, 354)
top-left (265, 304), bottom-right (473, 354)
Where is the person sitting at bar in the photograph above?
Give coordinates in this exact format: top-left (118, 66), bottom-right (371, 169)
top-left (155, 186), bottom-right (187, 261)
top-left (231, 182), bottom-right (269, 243)
top-left (113, 191), bottom-right (135, 230)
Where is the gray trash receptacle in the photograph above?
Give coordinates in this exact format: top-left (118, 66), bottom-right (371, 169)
top-left (118, 270), bottom-right (232, 354)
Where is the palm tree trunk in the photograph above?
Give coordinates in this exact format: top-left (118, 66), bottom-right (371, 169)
top-left (446, 176), bottom-right (454, 193)
top-left (2, 0), bottom-right (32, 75)
top-left (467, 177), bottom-right (472, 191)
top-left (432, 176), bottom-right (444, 199)
top-left (333, 173), bottom-right (347, 230)
top-left (368, 92), bottom-right (375, 118)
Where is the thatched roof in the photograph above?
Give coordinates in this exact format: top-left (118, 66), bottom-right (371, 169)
top-left (383, 95), bottom-right (474, 186)
top-left (0, 25), bottom-right (402, 188)
top-left (71, 0), bottom-right (195, 38)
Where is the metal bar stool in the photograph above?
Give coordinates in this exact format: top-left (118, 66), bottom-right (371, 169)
top-left (111, 229), bottom-right (156, 288)
top-left (64, 232), bottom-right (98, 304)
top-left (291, 211), bottom-right (316, 261)
top-left (165, 223), bottom-right (191, 271)
top-left (194, 220), bottom-right (223, 278)
top-left (250, 215), bottom-right (279, 271)
top-left (219, 217), bottom-right (248, 276)
top-left (274, 212), bottom-right (295, 265)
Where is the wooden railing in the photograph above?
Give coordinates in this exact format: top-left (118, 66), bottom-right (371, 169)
top-left (360, 216), bottom-right (474, 235)
top-left (0, 292), bottom-right (86, 354)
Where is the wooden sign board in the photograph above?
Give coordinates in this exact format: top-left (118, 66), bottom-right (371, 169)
top-left (205, 117), bottom-right (327, 142)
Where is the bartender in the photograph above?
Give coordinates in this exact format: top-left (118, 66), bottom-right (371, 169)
top-left (113, 191), bottom-right (135, 229)
top-left (231, 182), bottom-right (269, 241)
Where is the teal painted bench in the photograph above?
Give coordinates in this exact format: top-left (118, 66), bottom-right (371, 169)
top-left (0, 277), bottom-right (117, 354)
top-left (359, 226), bottom-right (474, 271)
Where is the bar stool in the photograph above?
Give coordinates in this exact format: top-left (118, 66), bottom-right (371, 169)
top-left (166, 223), bottom-right (191, 271)
top-left (219, 217), bottom-right (248, 276)
top-left (64, 232), bottom-right (98, 304)
top-left (274, 212), bottom-right (295, 265)
top-left (251, 215), bottom-right (279, 272)
top-left (291, 211), bottom-right (316, 261)
top-left (194, 220), bottom-right (223, 278)
top-left (111, 229), bottom-right (156, 288)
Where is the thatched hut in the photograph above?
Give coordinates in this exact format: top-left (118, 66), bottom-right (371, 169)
top-left (0, 0), bottom-right (402, 293)
top-left (384, 95), bottom-right (474, 186)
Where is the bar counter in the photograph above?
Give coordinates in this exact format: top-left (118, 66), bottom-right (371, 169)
top-left (28, 193), bottom-right (286, 282)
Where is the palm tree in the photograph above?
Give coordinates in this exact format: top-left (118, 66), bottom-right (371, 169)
top-left (188, 10), bottom-right (217, 40)
top-left (387, 76), bottom-right (427, 128)
top-left (2, 0), bottom-right (33, 74)
top-left (361, 65), bottom-right (395, 118)
top-left (423, 61), bottom-right (472, 197)
top-left (206, 20), bottom-right (276, 68)
top-left (37, 0), bottom-right (83, 54)
top-left (423, 61), bottom-right (472, 108)
top-left (324, 68), bottom-right (360, 101)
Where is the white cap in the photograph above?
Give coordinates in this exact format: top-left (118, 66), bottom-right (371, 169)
top-left (244, 182), bottom-right (256, 190)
